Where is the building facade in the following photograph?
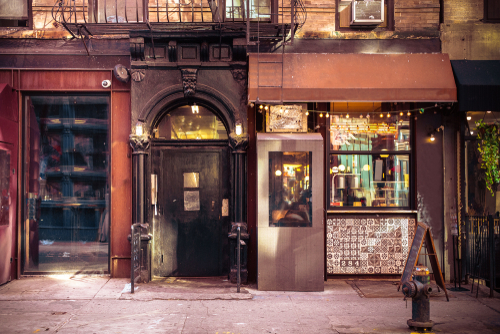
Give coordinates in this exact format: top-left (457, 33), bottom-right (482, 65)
top-left (1, 0), bottom-right (494, 289)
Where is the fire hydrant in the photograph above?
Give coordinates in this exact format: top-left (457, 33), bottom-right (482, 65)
top-left (401, 265), bottom-right (434, 331)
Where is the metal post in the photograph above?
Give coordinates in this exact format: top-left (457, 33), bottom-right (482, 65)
top-left (237, 226), bottom-right (241, 293)
top-left (489, 215), bottom-right (495, 297)
top-left (131, 224), bottom-right (135, 293)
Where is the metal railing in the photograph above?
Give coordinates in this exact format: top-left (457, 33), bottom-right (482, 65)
top-left (51, 0), bottom-right (305, 26)
top-left (464, 215), bottom-right (499, 297)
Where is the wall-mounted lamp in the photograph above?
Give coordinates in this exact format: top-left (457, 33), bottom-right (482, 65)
top-left (275, 170), bottom-right (282, 176)
top-left (235, 122), bottom-right (243, 136)
top-left (191, 104), bottom-right (199, 114)
top-left (429, 125), bottom-right (444, 142)
top-left (135, 121), bottom-right (144, 136)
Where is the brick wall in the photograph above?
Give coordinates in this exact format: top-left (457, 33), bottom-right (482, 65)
top-left (394, 0), bottom-right (440, 32)
top-left (443, 0), bottom-right (483, 24)
top-left (2, 0), bottom-right (442, 40)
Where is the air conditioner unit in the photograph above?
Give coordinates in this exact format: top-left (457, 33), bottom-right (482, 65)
top-left (350, 0), bottom-right (384, 26)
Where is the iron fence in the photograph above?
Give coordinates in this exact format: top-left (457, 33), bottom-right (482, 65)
top-left (464, 215), bottom-right (500, 297)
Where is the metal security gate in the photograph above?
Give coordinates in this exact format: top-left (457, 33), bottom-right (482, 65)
top-left (465, 215), bottom-right (500, 296)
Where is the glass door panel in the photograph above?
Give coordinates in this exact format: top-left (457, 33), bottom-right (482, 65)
top-left (25, 95), bottom-right (110, 273)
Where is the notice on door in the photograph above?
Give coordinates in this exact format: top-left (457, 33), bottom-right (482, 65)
top-left (184, 191), bottom-right (200, 211)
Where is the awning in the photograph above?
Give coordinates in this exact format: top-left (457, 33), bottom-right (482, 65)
top-left (451, 60), bottom-right (500, 112)
top-left (248, 53), bottom-right (457, 103)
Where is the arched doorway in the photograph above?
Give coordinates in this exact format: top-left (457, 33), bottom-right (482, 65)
top-left (149, 104), bottom-right (231, 277)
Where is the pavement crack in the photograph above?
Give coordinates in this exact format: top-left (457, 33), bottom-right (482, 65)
top-left (477, 299), bottom-right (500, 314)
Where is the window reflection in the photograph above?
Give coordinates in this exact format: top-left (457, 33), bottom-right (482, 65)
top-left (330, 154), bottom-right (410, 207)
top-left (26, 95), bottom-right (109, 273)
top-left (155, 105), bottom-right (228, 140)
top-left (0, 149), bottom-right (10, 226)
top-left (269, 152), bottom-right (312, 227)
top-left (226, 0), bottom-right (271, 20)
top-left (329, 113), bottom-right (411, 152)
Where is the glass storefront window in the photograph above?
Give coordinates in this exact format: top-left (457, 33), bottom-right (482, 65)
top-left (155, 105), bottom-right (228, 140)
top-left (330, 114), bottom-right (411, 152)
top-left (329, 154), bottom-right (410, 207)
top-left (25, 95), bottom-right (109, 273)
top-left (269, 151), bottom-right (312, 227)
top-left (328, 103), bottom-right (412, 209)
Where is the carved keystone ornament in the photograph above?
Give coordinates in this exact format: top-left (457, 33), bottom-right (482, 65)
top-left (181, 68), bottom-right (198, 97)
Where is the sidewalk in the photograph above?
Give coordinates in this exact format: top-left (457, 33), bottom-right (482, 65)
top-left (0, 276), bottom-right (499, 334)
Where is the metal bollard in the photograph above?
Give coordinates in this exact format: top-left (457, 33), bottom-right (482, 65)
top-left (237, 226), bottom-right (241, 293)
top-left (402, 265), bottom-right (434, 331)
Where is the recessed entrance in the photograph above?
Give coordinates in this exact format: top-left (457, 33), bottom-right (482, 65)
top-left (150, 105), bottom-right (230, 277)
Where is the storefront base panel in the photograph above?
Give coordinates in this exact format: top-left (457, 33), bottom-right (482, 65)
top-left (327, 215), bottom-right (416, 275)
top-left (112, 258), bottom-right (131, 278)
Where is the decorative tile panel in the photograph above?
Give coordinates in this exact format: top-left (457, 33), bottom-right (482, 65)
top-left (327, 216), bottom-right (416, 274)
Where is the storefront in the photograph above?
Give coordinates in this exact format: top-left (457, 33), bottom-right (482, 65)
top-left (248, 53), bottom-right (458, 284)
top-left (0, 54), bottom-right (132, 277)
top-left (451, 60), bottom-right (500, 223)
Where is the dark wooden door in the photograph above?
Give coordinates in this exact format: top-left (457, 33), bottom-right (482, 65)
top-left (153, 147), bottom-right (229, 277)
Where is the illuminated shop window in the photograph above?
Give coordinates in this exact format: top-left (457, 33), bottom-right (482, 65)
top-left (269, 151), bottom-right (312, 227)
top-left (328, 103), bottom-right (412, 208)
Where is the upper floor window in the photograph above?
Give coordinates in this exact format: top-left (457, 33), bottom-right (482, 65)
top-left (73, 0), bottom-right (273, 24)
top-left (484, 0), bottom-right (500, 22)
top-left (336, 0), bottom-right (394, 31)
top-left (225, 0), bottom-right (271, 21)
top-left (0, 0), bottom-right (30, 28)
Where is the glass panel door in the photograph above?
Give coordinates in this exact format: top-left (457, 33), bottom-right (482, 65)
top-left (24, 95), bottom-right (110, 274)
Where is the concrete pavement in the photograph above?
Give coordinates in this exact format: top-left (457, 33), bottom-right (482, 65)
top-left (0, 276), bottom-right (499, 334)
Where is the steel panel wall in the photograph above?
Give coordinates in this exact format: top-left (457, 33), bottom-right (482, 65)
top-left (257, 133), bottom-right (324, 291)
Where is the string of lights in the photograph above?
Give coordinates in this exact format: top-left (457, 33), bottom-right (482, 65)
top-left (257, 102), bottom-right (453, 118)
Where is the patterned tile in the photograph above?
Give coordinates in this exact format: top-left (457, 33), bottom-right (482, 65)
top-left (327, 217), bottom-right (416, 274)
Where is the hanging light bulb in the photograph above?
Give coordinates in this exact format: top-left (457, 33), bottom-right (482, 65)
top-left (319, 113), bottom-right (323, 118)
top-left (366, 114), bottom-right (370, 119)
top-left (259, 105), bottom-right (263, 110)
top-left (386, 112), bottom-right (390, 118)
top-left (399, 111), bottom-right (403, 116)
top-left (407, 111), bottom-right (411, 116)
top-left (264, 105), bottom-right (269, 111)
top-left (305, 111), bottom-right (309, 116)
top-left (325, 112), bottom-right (329, 118)
top-left (467, 115), bottom-right (472, 121)
top-left (380, 113), bottom-right (384, 118)
top-left (360, 114), bottom-right (363, 119)
top-left (346, 113), bottom-right (349, 119)
top-left (430, 133), bottom-right (435, 142)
